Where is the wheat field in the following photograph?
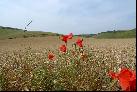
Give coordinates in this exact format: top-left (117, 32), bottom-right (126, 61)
top-left (0, 37), bottom-right (136, 91)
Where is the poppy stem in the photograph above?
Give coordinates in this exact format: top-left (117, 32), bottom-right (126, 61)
top-left (74, 43), bottom-right (76, 50)
top-left (66, 42), bottom-right (67, 46)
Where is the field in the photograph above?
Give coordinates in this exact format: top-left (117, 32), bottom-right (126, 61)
top-left (97, 28), bottom-right (136, 38)
top-left (0, 26), bottom-right (60, 40)
top-left (0, 37), bottom-right (136, 91)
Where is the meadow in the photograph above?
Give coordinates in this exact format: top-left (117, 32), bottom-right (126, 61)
top-left (0, 36), bottom-right (136, 91)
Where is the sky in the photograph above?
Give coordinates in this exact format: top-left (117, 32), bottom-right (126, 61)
top-left (0, 0), bottom-right (136, 34)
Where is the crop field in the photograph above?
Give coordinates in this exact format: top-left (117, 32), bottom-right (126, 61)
top-left (0, 36), bottom-right (136, 91)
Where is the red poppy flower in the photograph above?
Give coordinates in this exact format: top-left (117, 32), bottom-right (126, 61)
top-left (76, 38), bottom-right (83, 47)
top-left (67, 33), bottom-right (73, 39)
top-left (48, 53), bottom-right (55, 60)
top-left (129, 76), bottom-right (136, 91)
top-left (59, 45), bottom-right (67, 53)
top-left (60, 33), bottom-right (73, 43)
top-left (109, 68), bottom-right (136, 91)
top-left (60, 35), bottom-right (68, 43)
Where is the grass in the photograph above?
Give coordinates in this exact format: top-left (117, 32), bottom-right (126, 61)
top-left (96, 28), bottom-right (136, 39)
top-left (0, 26), bottom-right (60, 40)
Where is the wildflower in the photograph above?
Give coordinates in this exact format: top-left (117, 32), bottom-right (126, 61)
top-left (60, 35), bottom-right (68, 43)
top-left (109, 68), bottom-right (136, 91)
top-left (59, 45), bottom-right (67, 53)
top-left (60, 33), bottom-right (73, 43)
top-left (48, 52), bottom-right (55, 60)
top-left (67, 33), bottom-right (73, 39)
top-left (76, 37), bottom-right (83, 47)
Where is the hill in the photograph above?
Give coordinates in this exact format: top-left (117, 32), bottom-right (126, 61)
top-left (96, 28), bottom-right (136, 39)
top-left (0, 26), bottom-right (60, 39)
top-left (0, 26), bottom-right (136, 39)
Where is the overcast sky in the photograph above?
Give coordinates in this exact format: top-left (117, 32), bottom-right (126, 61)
top-left (0, 0), bottom-right (136, 34)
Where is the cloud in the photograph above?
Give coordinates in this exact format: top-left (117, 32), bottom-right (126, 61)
top-left (0, 0), bottom-right (136, 34)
